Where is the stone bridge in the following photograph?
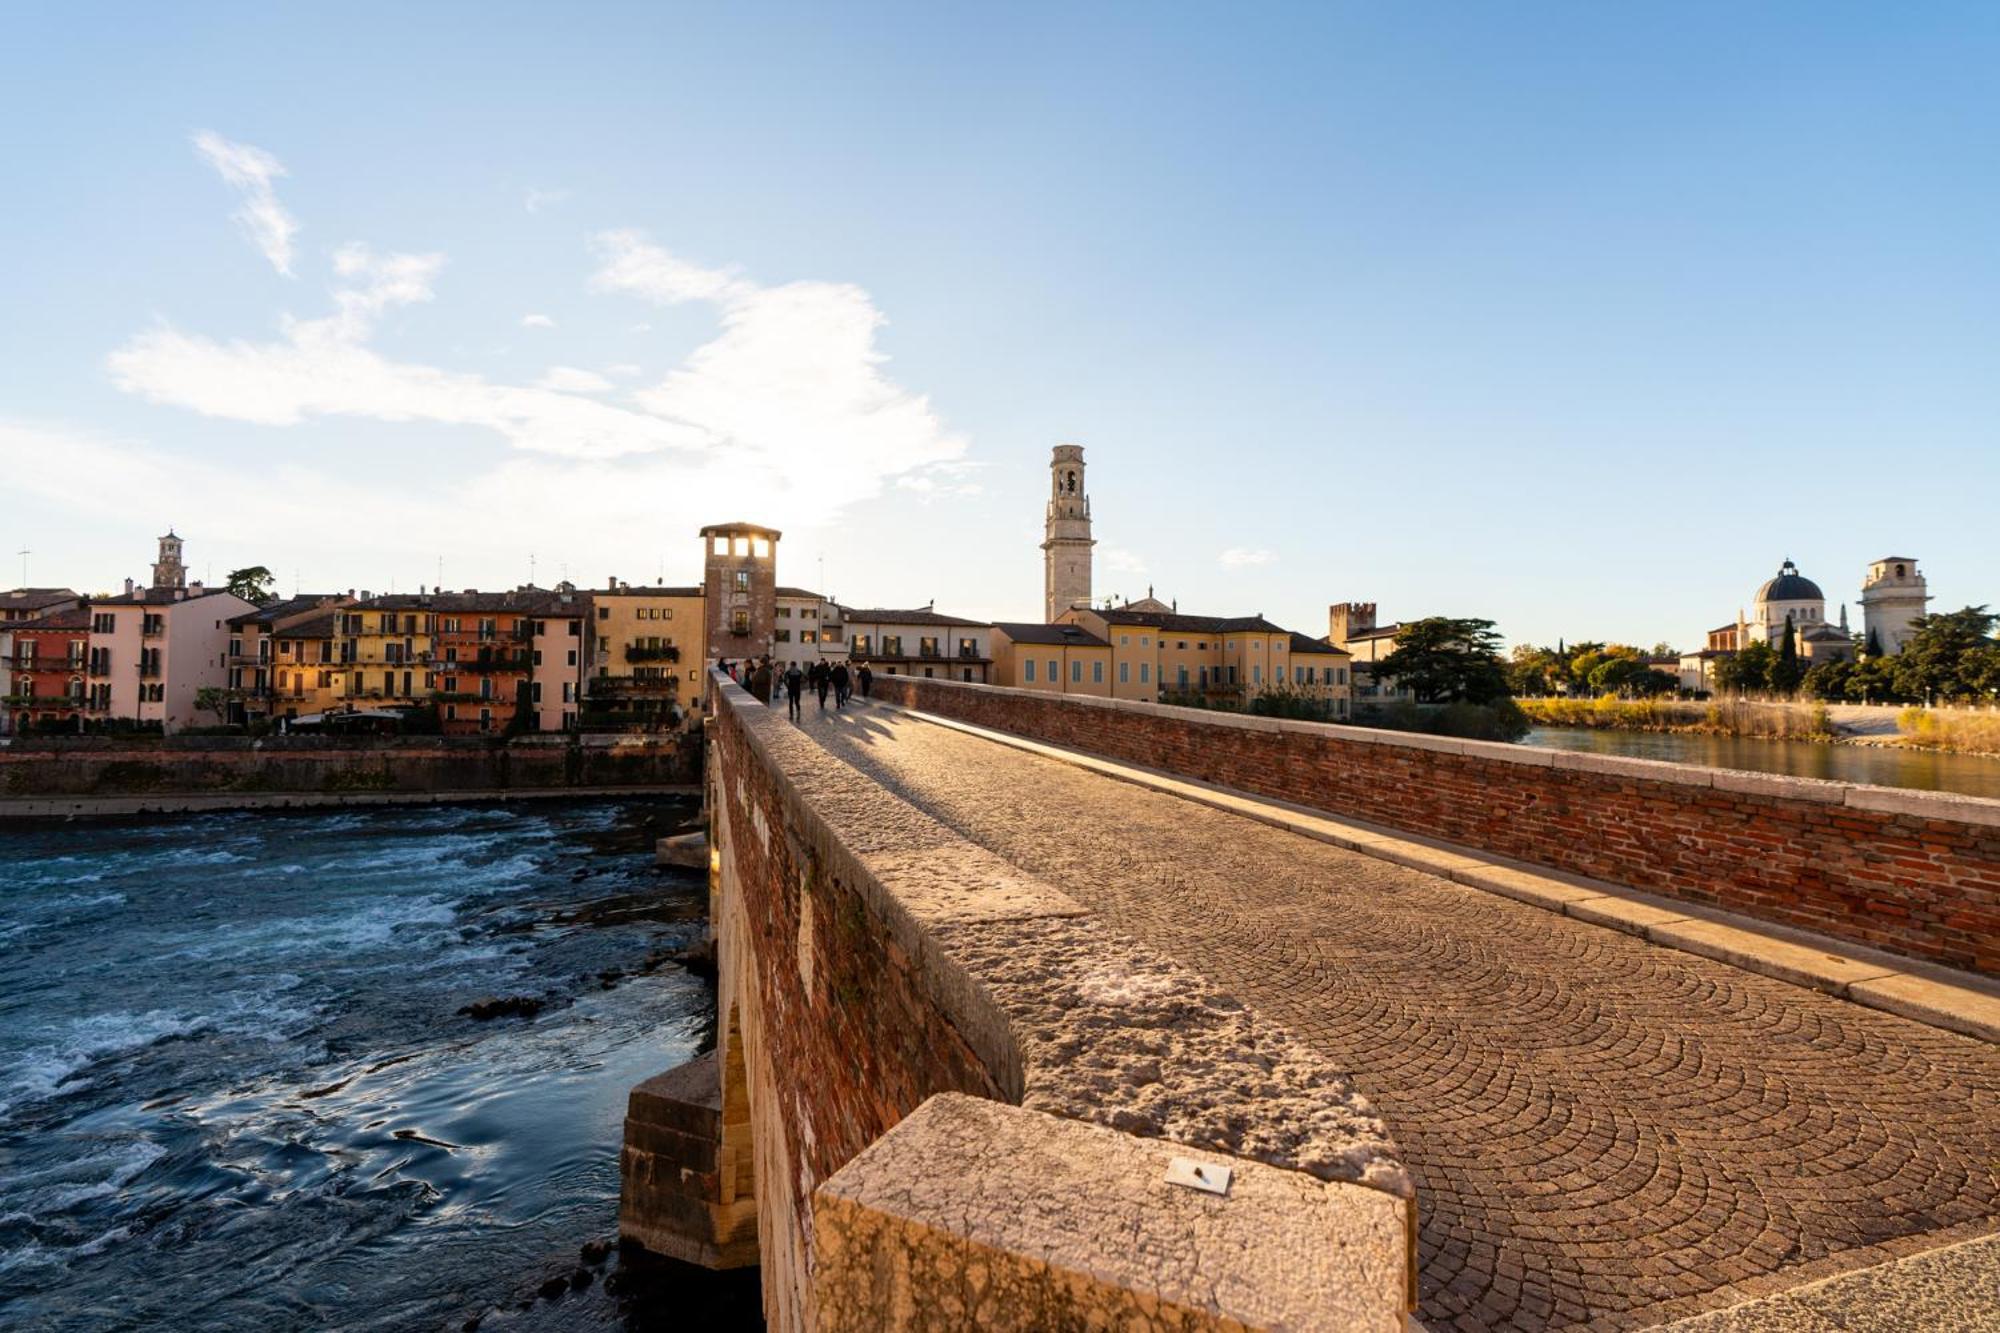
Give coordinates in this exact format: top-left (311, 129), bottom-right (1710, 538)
top-left (623, 672), bottom-right (2000, 1331)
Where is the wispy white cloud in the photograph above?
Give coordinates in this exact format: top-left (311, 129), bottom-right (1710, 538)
top-left (193, 131), bottom-right (299, 276)
top-left (524, 187), bottom-right (570, 213)
top-left (604, 363), bottom-right (642, 378)
top-left (519, 313), bottom-right (555, 329)
top-left (592, 230), bottom-right (965, 489)
top-left (1219, 547), bottom-right (1277, 568)
top-left (100, 151), bottom-right (976, 563)
top-left (533, 365), bottom-right (613, 393)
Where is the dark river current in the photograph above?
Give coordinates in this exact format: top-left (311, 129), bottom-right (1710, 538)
top-left (0, 799), bottom-right (758, 1332)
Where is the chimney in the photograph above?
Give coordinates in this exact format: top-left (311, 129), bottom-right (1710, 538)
top-left (124, 578), bottom-right (135, 596)
top-left (190, 581), bottom-right (204, 597)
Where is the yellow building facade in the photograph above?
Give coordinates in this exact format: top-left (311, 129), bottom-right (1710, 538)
top-left (1054, 606), bottom-right (1351, 713)
top-left (336, 598), bottom-right (437, 710)
top-left (584, 583), bottom-right (707, 729)
top-left (990, 623), bottom-right (1113, 696)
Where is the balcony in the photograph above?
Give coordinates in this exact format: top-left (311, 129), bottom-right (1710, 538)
top-left (446, 655), bottom-right (530, 673)
top-left (624, 644), bottom-right (681, 664)
top-left (590, 675), bottom-right (680, 695)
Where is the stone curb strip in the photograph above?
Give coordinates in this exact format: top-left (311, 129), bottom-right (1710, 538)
top-left (880, 704), bottom-right (2000, 1046)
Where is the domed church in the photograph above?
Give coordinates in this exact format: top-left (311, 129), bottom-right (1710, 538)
top-left (1740, 558), bottom-right (1854, 660)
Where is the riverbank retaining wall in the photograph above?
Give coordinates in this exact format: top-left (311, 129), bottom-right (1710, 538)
top-left (0, 732), bottom-right (701, 804)
top-left (642, 674), bottom-right (1416, 1331)
top-left (871, 676), bottom-right (2000, 977)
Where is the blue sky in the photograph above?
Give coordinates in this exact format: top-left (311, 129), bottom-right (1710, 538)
top-left (3, 3), bottom-right (1995, 649)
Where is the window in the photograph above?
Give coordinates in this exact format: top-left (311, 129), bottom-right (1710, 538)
top-left (1120, 635), bottom-right (1129, 646)
top-left (1139, 663), bottom-right (1150, 684)
top-left (775, 628), bottom-right (792, 643)
top-left (731, 609), bottom-right (750, 634)
top-left (852, 635), bottom-right (872, 655)
top-left (1119, 662), bottom-right (1129, 683)
top-left (532, 683), bottom-right (543, 703)
top-left (1140, 636), bottom-right (1149, 647)
top-left (962, 669), bottom-right (973, 681)
top-left (776, 606), bottom-right (791, 618)
top-left (1024, 659), bottom-right (1036, 682)
top-left (713, 536), bottom-right (728, 555)
top-left (733, 570), bottom-right (750, 591)
top-left (919, 636), bottom-right (939, 656)
top-left (958, 637), bottom-right (976, 657)
top-left (1047, 659), bottom-right (1056, 682)
top-left (562, 682), bottom-right (574, 703)
top-left (1252, 665), bottom-right (1262, 684)
top-left (1092, 661), bottom-right (1103, 684)
top-left (92, 612), bottom-right (114, 633)
top-left (567, 649), bottom-right (577, 666)
top-left (598, 606), bottom-right (610, 620)
top-left (883, 635), bottom-right (902, 657)
top-left (1070, 660), bottom-right (1081, 683)
top-left (1177, 666), bottom-right (1188, 687)
top-left (532, 650), bottom-right (542, 667)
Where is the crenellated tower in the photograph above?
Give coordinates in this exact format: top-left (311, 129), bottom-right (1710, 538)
top-left (1042, 444), bottom-right (1094, 622)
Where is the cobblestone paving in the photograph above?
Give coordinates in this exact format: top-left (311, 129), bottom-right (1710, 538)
top-left (801, 705), bottom-right (2000, 1332)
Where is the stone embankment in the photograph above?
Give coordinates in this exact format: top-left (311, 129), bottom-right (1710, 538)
top-left (620, 673), bottom-right (1418, 1331)
top-left (871, 676), bottom-right (2000, 977)
top-left (0, 732), bottom-right (701, 816)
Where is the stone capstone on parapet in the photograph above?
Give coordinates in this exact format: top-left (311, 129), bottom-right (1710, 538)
top-left (812, 1093), bottom-right (1412, 1333)
top-left (934, 914), bottom-right (1410, 1198)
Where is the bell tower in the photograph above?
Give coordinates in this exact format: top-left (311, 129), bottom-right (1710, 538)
top-left (1042, 445), bottom-right (1094, 622)
top-left (1859, 556), bottom-right (1930, 656)
top-left (151, 530), bottom-right (186, 590)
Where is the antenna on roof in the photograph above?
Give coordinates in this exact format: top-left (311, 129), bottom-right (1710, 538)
top-left (16, 547), bottom-right (28, 586)
top-left (529, 552), bottom-right (537, 586)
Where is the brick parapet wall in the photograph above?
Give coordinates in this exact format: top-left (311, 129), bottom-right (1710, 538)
top-left (869, 676), bottom-right (2000, 977)
top-left (702, 672), bottom-right (1413, 1329)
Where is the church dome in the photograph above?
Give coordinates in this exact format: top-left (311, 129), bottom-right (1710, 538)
top-left (1755, 559), bottom-right (1823, 605)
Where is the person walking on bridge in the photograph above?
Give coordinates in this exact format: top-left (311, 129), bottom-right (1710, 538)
top-left (812, 661), bottom-right (831, 711)
top-left (749, 657), bottom-right (773, 705)
top-left (832, 661), bottom-right (850, 709)
top-left (782, 662), bottom-right (804, 721)
top-left (857, 663), bottom-right (873, 699)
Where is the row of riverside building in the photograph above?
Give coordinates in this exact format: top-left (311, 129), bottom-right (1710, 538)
top-left (3, 503), bottom-right (1361, 736)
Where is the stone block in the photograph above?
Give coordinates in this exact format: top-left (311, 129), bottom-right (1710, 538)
top-left (1646, 919), bottom-right (1900, 996)
top-left (1846, 973), bottom-right (2000, 1044)
top-left (1567, 895), bottom-right (1692, 936)
top-left (812, 1093), bottom-right (1411, 1332)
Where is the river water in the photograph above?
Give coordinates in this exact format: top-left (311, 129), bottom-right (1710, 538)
top-left (1524, 728), bottom-right (2000, 800)
top-left (0, 799), bottom-right (760, 1332)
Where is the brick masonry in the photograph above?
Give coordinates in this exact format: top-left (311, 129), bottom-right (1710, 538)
top-left (870, 676), bottom-right (2000, 976)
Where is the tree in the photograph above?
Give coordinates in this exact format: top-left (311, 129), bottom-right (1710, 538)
top-left (1893, 606), bottom-right (1999, 702)
top-left (194, 686), bottom-right (229, 726)
top-left (1377, 617), bottom-right (1512, 704)
top-left (1507, 644), bottom-right (1563, 697)
top-left (225, 566), bottom-right (278, 605)
top-left (1768, 618), bottom-right (1807, 695)
top-left (1713, 641), bottom-right (1775, 695)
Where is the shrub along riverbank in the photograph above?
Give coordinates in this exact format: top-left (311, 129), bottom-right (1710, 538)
top-left (1520, 696), bottom-right (2000, 757)
top-left (1517, 697), bottom-right (1835, 741)
top-left (1897, 707), bottom-right (2000, 755)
